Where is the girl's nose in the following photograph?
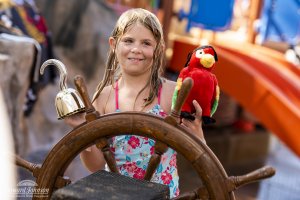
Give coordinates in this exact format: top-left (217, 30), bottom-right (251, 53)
top-left (131, 47), bottom-right (141, 54)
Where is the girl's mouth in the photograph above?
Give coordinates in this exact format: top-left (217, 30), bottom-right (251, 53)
top-left (128, 58), bottom-right (144, 61)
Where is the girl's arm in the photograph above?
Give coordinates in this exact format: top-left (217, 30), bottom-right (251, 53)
top-left (64, 102), bottom-right (107, 172)
top-left (181, 100), bottom-right (206, 144)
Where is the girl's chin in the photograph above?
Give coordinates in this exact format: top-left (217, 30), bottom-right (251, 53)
top-left (128, 59), bottom-right (143, 65)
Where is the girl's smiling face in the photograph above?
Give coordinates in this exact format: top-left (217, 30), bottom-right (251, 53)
top-left (111, 23), bottom-right (157, 77)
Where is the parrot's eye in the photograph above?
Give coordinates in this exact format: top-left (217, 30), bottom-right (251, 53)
top-left (195, 49), bottom-right (204, 58)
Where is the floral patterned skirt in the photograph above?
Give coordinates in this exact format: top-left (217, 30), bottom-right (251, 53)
top-left (110, 135), bottom-right (180, 198)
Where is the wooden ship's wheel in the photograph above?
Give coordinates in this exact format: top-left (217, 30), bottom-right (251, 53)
top-left (16, 75), bottom-right (275, 200)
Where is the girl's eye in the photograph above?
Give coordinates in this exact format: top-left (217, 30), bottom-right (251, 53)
top-left (124, 39), bottom-right (133, 43)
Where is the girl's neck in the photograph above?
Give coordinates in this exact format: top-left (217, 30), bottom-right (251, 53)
top-left (119, 73), bottom-right (150, 92)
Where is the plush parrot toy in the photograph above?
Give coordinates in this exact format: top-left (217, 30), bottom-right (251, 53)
top-left (172, 45), bottom-right (220, 125)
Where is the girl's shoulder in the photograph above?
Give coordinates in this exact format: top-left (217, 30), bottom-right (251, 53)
top-left (92, 85), bottom-right (114, 114)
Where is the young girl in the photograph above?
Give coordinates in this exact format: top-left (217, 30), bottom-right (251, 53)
top-left (66, 8), bottom-right (205, 198)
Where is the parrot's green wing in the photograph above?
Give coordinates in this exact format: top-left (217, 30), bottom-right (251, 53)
top-left (211, 85), bottom-right (220, 116)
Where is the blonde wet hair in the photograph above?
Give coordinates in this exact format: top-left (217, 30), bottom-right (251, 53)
top-left (92, 8), bottom-right (165, 107)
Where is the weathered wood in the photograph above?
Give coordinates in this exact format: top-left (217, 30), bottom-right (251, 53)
top-left (171, 78), bottom-right (193, 120)
top-left (74, 75), bottom-right (99, 121)
top-left (54, 176), bottom-right (71, 189)
top-left (227, 165), bottom-right (276, 191)
top-left (15, 155), bottom-right (70, 189)
top-left (173, 191), bottom-right (197, 200)
top-left (144, 141), bottom-right (168, 181)
top-left (165, 77), bottom-right (193, 126)
top-left (15, 155), bottom-right (71, 188)
top-left (31, 112), bottom-right (238, 200)
top-left (15, 154), bottom-right (41, 178)
top-left (173, 185), bottom-right (209, 200)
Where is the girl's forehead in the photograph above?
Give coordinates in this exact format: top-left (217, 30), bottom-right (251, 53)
top-left (122, 23), bottom-right (155, 39)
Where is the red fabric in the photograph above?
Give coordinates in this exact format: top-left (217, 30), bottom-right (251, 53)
top-left (179, 46), bottom-right (218, 118)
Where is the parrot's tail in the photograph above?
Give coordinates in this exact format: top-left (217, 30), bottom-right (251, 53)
top-left (202, 116), bottom-right (216, 125)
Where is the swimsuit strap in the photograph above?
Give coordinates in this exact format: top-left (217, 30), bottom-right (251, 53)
top-left (115, 80), bottom-right (119, 110)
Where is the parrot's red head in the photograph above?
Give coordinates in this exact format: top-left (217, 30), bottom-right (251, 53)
top-left (184, 45), bottom-right (218, 71)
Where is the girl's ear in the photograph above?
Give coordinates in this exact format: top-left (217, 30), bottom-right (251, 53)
top-left (109, 37), bottom-right (116, 51)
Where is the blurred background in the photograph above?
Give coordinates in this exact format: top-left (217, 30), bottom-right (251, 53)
top-left (0, 0), bottom-right (299, 199)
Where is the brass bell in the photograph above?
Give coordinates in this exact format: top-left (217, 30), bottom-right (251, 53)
top-left (40, 59), bottom-right (85, 119)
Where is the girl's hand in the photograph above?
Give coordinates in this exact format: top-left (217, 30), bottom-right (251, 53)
top-left (64, 112), bottom-right (93, 151)
top-left (64, 112), bottom-right (85, 128)
top-left (181, 100), bottom-right (206, 144)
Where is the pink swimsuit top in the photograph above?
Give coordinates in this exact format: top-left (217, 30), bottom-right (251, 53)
top-left (110, 80), bottom-right (179, 198)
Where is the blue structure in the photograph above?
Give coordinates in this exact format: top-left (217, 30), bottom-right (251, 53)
top-left (258, 0), bottom-right (300, 45)
top-left (179, 0), bottom-right (235, 32)
top-left (257, 138), bottom-right (300, 200)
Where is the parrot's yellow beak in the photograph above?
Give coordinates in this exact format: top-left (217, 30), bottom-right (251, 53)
top-left (200, 54), bottom-right (215, 68)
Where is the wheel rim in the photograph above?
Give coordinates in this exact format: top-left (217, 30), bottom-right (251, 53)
top-left (35, 112), bottom-right (234, 200)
